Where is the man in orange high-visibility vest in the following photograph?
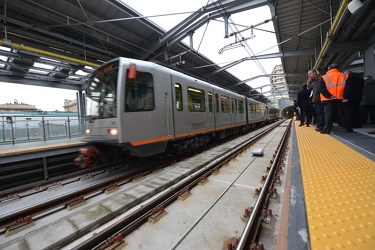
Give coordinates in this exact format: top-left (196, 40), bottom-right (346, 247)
top-left (318, 63), bottom-right (352, 134)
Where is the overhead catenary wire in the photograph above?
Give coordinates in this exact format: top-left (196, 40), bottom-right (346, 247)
top-left (211, 0), bottom-right (272, 82)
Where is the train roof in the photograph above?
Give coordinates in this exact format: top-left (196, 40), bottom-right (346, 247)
top-left (101, 57), bottom-right (267, 104)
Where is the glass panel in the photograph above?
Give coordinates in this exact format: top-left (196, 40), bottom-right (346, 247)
top-left (221, 95), bottom-right (230, 113)
top-left (188, 87), bottom-right (205, 112)
top-left (125, 71), bottom-right (154, 111)
top-left (249, 102), bottom-right (256, 113)
top-left (215, 93), bottom-right (219, 112)
top-left (175, 83), bottom-right (183, 111)
top-left (86, 60), bottom-right (118, 119)
top-left (208, 92), bottom-right (213, 112)
top-left (238, 98), bottom-right (244, 113)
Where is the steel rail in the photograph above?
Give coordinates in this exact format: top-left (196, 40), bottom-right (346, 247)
top-left (0, 163), bottom-right (153, 230)
top-left (72, 121), bottom-right (284, 250)
top-left (236, 119), bottom-right (292, 249)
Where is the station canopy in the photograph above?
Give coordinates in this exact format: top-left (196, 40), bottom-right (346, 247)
top-left (0, 0), bottom-right (374, 101)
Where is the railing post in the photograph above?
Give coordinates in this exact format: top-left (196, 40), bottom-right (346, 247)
top-left (81, 115), bottom-right (86, 135)
top-left (46, 120), bottom-right (50, 138)
top-left (26, 120), bottom-right (30, 140)
top-left (65, 119), bottom-right (68, 137)
top-left (10, 116), bottom-right (15, 145)
top-left (43, 156), bottom-right (49, 180)
top-left (67, 116), bottom-right (71, 139)
top-left (42, 117), bottom-right (46, 142)
top-left (1, 116), bottom-right (5, 142)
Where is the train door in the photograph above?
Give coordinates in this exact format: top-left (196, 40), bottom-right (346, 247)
top-left (237, 97), bottom-right (246, 126)
top-left (232, 97), bottom-right (238, 126)
top-left (217, 92), bottom-right (232, 129)
top-left (170, 76), bottom-right (189, 138)
top-left (163, 90), bottom-right (173, 138)
top-left (206, 89), bottom-right (215, 132)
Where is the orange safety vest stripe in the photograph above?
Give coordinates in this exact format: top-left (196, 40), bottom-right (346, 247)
top-left (320, 69), bottom-right (346, 101)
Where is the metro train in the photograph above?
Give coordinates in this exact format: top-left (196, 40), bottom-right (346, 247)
top-left (76, 57), bottom-right (279, 167)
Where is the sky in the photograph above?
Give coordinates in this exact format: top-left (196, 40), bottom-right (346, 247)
top-left (122, 0), bottom-right (280, 85)
top-left (0, 0), bottom-right (280, 111)
top-left (0, 82), bottom-right (77, 111)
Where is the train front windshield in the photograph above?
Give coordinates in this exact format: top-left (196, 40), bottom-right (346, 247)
top-left (86, 62), bottom-right (118, 119)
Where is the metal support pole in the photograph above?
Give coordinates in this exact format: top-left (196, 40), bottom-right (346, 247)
top-left (43, 157), bottom-right (49, 180)
top-left (2, 116), bottom-right (5, 142)
top-left (26, 120), bottom-right (30, 140)
top-left (10, 116), bottom-right (15, 145)
top-left (68, 116), bottom-right (71, 139)
top-left (46, 120), bottom-right (50, 138)
top-left (42, 117), bottom-right (46, 142)
top-left (188, 30), bottom-right (194, 50)
top-left (224, 14), bottom-right (230, 38)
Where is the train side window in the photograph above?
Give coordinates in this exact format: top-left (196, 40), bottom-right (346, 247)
top-left (175, 83), bottom-right (183, 111)
top-left (238, 98), bottom-right (244, 113)
top-left (235, 99), bottom-right (238, 113)
top-left (221, 95), bottom-right (230, 113)
top-left (231, 98), bottom-right (234, 113)
top-left (249, 103), bottom-right (256, 113)
top-left (208, 92), bottom-right (213, 112)
top-left (188, 87), bottom-right (205, 112)
top-left (215, 93), bottom-right (219, 112)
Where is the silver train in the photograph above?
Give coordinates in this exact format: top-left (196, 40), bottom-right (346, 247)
top-left (79, 57), bottom-right (279, 166)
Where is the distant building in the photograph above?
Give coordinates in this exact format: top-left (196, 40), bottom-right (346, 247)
top-left (269, 64), bottom-right (291, 110)
top-left (63, 99), bottom-right (77, 112)
top-left (0, 100), bottom-right (38, 112)
top-left (270, 64), bottom-right (287, 94)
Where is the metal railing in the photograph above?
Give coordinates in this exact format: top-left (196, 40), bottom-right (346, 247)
top-left (0, 114), bottom-right (86, 145)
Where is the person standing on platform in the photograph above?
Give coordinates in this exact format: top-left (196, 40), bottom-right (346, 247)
top-left (343, 70), bottom-right (364, 128)
top-left (308, 69), bottom-right (324, 131)
top-left (318, 63), bottom-right (351, 134)
top-left (297, 84), bottom-right (311, 126)
top-left (361, 75), bottom-right (375, 124)
top-left (293, 100), bottom-right (301, 121)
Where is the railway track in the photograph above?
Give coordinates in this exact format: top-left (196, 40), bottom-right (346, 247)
top-left (0, 145), bottom-right (84, 193)
top-left (0, 120), bottom-right (291, 249)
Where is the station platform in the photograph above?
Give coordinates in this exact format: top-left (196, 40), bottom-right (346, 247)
top-left (0, 137), bottom-right (86, 164)
top-left (1, 122), bottom-right (374, 249)
top-left (288, 121), bottom-right (375, 250)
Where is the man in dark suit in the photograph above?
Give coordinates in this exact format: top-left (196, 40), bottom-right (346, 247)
top-left (343, 71), bottom-right (364, 128)
top-left (297, 84), bottom-right (312, 126)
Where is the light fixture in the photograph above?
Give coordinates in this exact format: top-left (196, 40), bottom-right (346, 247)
top-left (348, 0), bottom-right (363, 15)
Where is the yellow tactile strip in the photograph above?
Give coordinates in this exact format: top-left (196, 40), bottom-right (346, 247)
top-left (295, 121), bottom-right (375, 250)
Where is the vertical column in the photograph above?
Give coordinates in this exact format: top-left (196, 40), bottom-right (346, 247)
top-left (76, 91), bottom-right (84, 117)
top-left (76, 91), bottom-right (85, 134)
top-left (364, 43), bottom-right (375, 77)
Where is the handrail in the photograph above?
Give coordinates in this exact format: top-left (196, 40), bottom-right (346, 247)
top-left (0, 114), bottom-right (85, 144)
top-left (0, 40), bottom-right (99, 68)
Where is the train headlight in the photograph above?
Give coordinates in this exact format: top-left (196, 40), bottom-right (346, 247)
top-left (108, 128), bottom-right (118, 136)
top-left (85, 129), bottom-right (91, 134)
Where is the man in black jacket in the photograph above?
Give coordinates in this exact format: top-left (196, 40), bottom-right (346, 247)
top-left (361, 75), bottom-right (375, 124)
top-left (297, 84), bottom-right (312, 126)
top-left (343, 71), bottom-right (364, 128)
